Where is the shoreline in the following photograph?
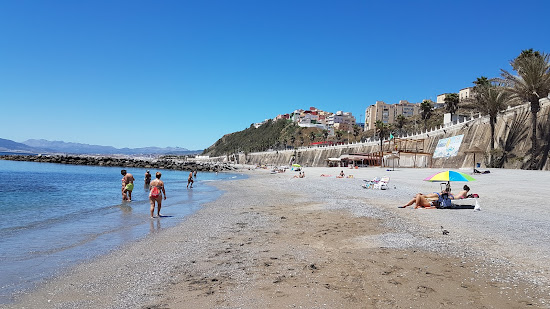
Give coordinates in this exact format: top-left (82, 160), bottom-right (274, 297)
top-left (6, 166), bottom-right (550, 308)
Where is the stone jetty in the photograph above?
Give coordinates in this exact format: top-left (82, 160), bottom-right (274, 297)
top-left (0, 155), bottom-right (235, 172)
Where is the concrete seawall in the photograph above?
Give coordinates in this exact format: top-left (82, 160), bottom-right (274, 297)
top-left (203, 100), bottom-right (550, 171)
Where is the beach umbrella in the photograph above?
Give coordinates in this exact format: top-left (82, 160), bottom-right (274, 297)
top-left (386, 153), bottom-right (400, 171)
top-left (464, 146), bottom-right (485, 173)
top-left (292, 164), bottom-right (301, 167)
top-left (424, 170), bottom-right (476, 192)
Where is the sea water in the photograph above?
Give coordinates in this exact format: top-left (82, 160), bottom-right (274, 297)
top-left (0, 159), bottom-right (245, 304)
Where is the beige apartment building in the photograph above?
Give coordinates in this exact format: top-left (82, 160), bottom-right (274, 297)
top-left (437, 87), bottom-right (473, 105)
top-left (364, 100), bottom-right (420, 131)
top-left (459, 87), bottom-right (473, 101)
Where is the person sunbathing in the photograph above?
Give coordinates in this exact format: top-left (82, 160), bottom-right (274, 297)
top-left (398, 185), bottom-right (471, 209)
top-left (398, 193), bottom-right (436, 209)
top-left (422, 185), bottom-right (470, 200)
top-left (336, 170), bottom-right (345, 178)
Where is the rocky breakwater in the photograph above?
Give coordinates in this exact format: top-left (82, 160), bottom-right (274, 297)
top-left (0, 155), bottom-right (236, 172)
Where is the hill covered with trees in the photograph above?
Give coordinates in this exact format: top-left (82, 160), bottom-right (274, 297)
top-left (202, 110), bottom-right (446, 157)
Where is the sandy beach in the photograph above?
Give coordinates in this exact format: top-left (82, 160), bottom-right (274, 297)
top-left (6, 166), bottom-right (550, 308)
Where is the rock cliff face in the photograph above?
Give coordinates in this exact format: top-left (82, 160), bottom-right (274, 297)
top-left (205, 100), bottom-right (550, 171)
top-left (0, 155), bottom-right (235, 172)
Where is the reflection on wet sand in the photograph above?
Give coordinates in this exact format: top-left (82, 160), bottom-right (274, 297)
top-left (150, 218), bottom-right (162, 233)
top-left (119, 204), bottom-right (132, 214)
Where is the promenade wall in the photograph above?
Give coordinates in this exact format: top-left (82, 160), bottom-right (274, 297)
top-left (202, 100), bottom-right (550, 171)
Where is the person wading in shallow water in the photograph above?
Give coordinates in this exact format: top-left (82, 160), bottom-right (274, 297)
top-left (187, 171), bottom-right (194, 188)
top-left (121, 170), bottom-right (135, 201)
top-left (144, 170), bottom-right (151, 187)
top-left (149, 172), bottom-right (166, 218)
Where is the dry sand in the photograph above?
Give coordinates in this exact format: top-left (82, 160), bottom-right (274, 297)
top-left (5, 166), bottom-right (550, 308)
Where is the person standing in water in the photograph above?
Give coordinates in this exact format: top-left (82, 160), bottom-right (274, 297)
top-left (121, 170), bottom-right (135, 201)
top-left (194, 170), bottom-right (197, 179)
top-left (144, 170), bottom-right (151, 187)
top-left (149, 172), bottom-right (166, 218)
top-left (187, 171), bottom-right (194, 188)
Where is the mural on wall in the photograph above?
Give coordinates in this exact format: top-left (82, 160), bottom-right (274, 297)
top-left (433, 135), bottom-right (464, 158)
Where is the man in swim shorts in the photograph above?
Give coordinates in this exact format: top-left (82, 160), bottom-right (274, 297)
top-left (121, 170), bottom-right (135, 201)
top-left (144, 170), bottom-right (151, 187)
top-left (187, 171), bottom-right (194, 188)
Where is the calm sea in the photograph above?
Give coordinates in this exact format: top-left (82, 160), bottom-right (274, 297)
top-left (0, 159), bottom-right (245, 304)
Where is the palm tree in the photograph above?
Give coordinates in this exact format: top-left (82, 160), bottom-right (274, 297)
top-left (501, 50), bottom-right (550, 169)
top-left (420, 100), bottom-right (433, 130)
top-left (464, 77), bottom-right (518, 166)
top-left (375, 120), bottom-right (390, 153)
top-left (444, 93), bottom-right (460, 119)
top-left (395, 115), bottom-right (406, 134)
top-left (473, 76), bottom-right (490, 88)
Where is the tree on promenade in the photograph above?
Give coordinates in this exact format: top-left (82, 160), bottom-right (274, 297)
top-left (395, 115), bottom-right (406, 135)
top-left (375, 120), bottom-right (391, 154)
top-left (420, 99), bottom-right (433, 130)
top-left (500, 49), bottom-right (550, 169)
top-left (463, 76), bottom-right (518, 166)
top-left (444, 93), bottom-right (460, 118)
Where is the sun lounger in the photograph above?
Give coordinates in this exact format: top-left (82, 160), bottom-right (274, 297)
top-left (451, 196), bottom-right (481, 210)
top-left (373, 176), bottom-right (390, 190)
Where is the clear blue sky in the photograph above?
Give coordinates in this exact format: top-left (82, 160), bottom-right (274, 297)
top-left (1, 0), bottom-right (549, 150)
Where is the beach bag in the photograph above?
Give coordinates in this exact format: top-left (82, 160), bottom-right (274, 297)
top-left (150, 186), bottom-right (160, 198)
top-left (437, 193), bottom-right (453, 209)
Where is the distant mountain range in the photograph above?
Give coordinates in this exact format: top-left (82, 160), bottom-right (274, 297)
top-left (0, 138), bottom-right (202, 156)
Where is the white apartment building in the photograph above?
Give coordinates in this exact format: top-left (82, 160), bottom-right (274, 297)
top-left (327, 111), bottom-right (356, 132)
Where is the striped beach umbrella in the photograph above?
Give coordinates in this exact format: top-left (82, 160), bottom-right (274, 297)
top-left (424, 171), bottom-right (475, 192)
top-left (423, 171), bottom-right (476, 182)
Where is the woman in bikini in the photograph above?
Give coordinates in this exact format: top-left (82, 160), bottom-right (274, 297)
top-left (149, 172), bottom-right (166, 218)
top-left (420, 185), bottom-right (471, 200)
top-left (399, 185), bottom-right (471, 209)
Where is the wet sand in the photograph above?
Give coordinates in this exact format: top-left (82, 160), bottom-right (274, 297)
top-left (6, 166), bottom-right (550, 308)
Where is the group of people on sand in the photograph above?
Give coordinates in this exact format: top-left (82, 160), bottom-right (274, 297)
top-left (398, 185), bottom-right (471, 209)
top-left (121, 169), bottom-right (197, 218)
top-left (293, 171), bottom-right (305, 178)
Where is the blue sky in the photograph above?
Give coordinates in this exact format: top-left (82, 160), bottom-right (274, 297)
top-left (1, 0), bottom-right (549, 150)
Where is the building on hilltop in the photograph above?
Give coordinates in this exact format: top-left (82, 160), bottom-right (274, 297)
top-left (459, 87), bottom-right (473, 102)
top-left (274, 114), bottom-right (290, 121)
top-left (269, 106), bottom-right (357, 132)
top-left (435, 94), bottom-right (449, 109)
top-left (436, 86), bottom-right (474, 109)
top-left (327, 111), bottom-right (356, 132)
top-left (364, 100), bottom-right (420, 131)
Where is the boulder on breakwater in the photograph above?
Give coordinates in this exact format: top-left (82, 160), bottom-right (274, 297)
top-left (0, 155), bottom-right (235, 172)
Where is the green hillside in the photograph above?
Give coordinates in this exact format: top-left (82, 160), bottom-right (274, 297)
top-left (202, 111), bottom-right (446, 157)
